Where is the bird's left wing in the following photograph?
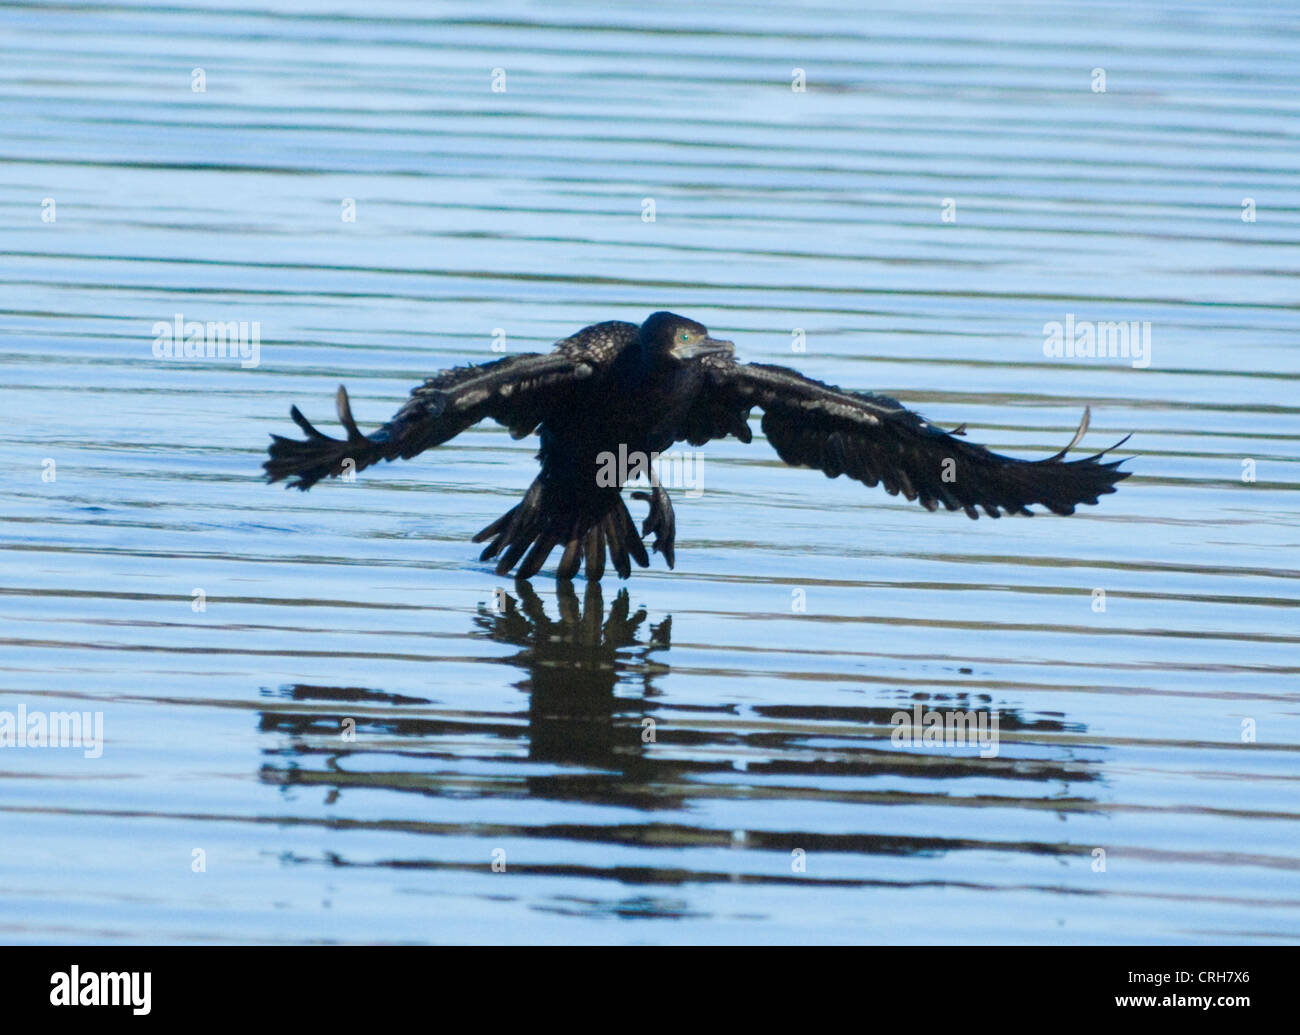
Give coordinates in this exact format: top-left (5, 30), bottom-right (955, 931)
top-left (265, 351), bottom-right (593, 490)
top-left (676, 357), bottom-right (1130, 517)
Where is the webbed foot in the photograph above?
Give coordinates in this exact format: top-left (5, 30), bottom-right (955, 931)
top-left (631, 486), bottom-right (676, 569)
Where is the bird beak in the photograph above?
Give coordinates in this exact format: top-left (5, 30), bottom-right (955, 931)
top-left (672, 336), bottom-right (734, 360)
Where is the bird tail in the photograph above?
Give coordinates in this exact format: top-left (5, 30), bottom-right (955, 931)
top-left (472, 478), bottom-right (651, 580)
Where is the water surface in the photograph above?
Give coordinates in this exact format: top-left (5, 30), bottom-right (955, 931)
top-left (1, 0), bottom-right (1298, 944)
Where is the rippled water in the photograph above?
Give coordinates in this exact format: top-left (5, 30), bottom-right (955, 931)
top-left (1, 0), bottom-right (1298, 944)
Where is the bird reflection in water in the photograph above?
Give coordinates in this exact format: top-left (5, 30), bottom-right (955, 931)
top-left (473, 579), bottom-right (672, 792)
top-left (258, 580), bottom-right (676, 808)
top-left (259, 583), bottom-right (1103, 854)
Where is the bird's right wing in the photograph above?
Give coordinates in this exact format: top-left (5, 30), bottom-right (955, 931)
top-left (265, 351), bottom-right (595, 490)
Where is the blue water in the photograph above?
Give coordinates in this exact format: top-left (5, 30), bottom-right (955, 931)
top-left (0, 0), bottom-right (1298, 943)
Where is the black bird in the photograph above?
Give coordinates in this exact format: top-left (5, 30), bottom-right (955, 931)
top-left (265, 312), bottom-right (1130, 579)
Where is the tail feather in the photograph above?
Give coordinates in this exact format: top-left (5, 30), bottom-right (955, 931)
top-left (603, 511), bottom-right (631, 579)
top-left (474, 479), bottom-right (655, 580)
top-left (556, 529), bottom-right (583, 581)
top-left (472, 505), bottom-right (517, 557)
top-left (584, 522), bottom-right (606, 580)
top-left (615, 499), bottom-right (649, 569)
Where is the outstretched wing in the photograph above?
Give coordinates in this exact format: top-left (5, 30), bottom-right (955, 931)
top-left (680, 358), bottom-right (1131, 517)
top-left (265, 351), bottom-right (594, 490)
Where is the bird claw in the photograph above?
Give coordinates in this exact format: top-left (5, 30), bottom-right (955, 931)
top-left (631, 487), bottom-right (676, 569)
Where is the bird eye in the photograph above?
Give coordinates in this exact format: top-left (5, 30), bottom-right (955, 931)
top-left (679, 331), bottom-right (691, 343)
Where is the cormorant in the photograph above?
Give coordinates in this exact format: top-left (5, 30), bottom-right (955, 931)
top-left (265, 312), bottom-right (1131, 579)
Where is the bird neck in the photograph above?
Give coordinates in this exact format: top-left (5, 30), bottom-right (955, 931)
top-left (611, 339), bottom-right (658, 389)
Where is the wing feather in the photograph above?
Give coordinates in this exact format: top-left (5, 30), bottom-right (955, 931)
top-left (265, 351), bottom-right (587, 490)
top-left (682, 358), bottom-right (1130, 517)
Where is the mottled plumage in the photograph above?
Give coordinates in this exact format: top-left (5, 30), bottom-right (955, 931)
top-left (265, 312), bottom-right (1131, 579)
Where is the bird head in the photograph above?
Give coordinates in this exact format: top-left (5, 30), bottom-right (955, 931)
top-left (639, 311), bottom-right (734, 365)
